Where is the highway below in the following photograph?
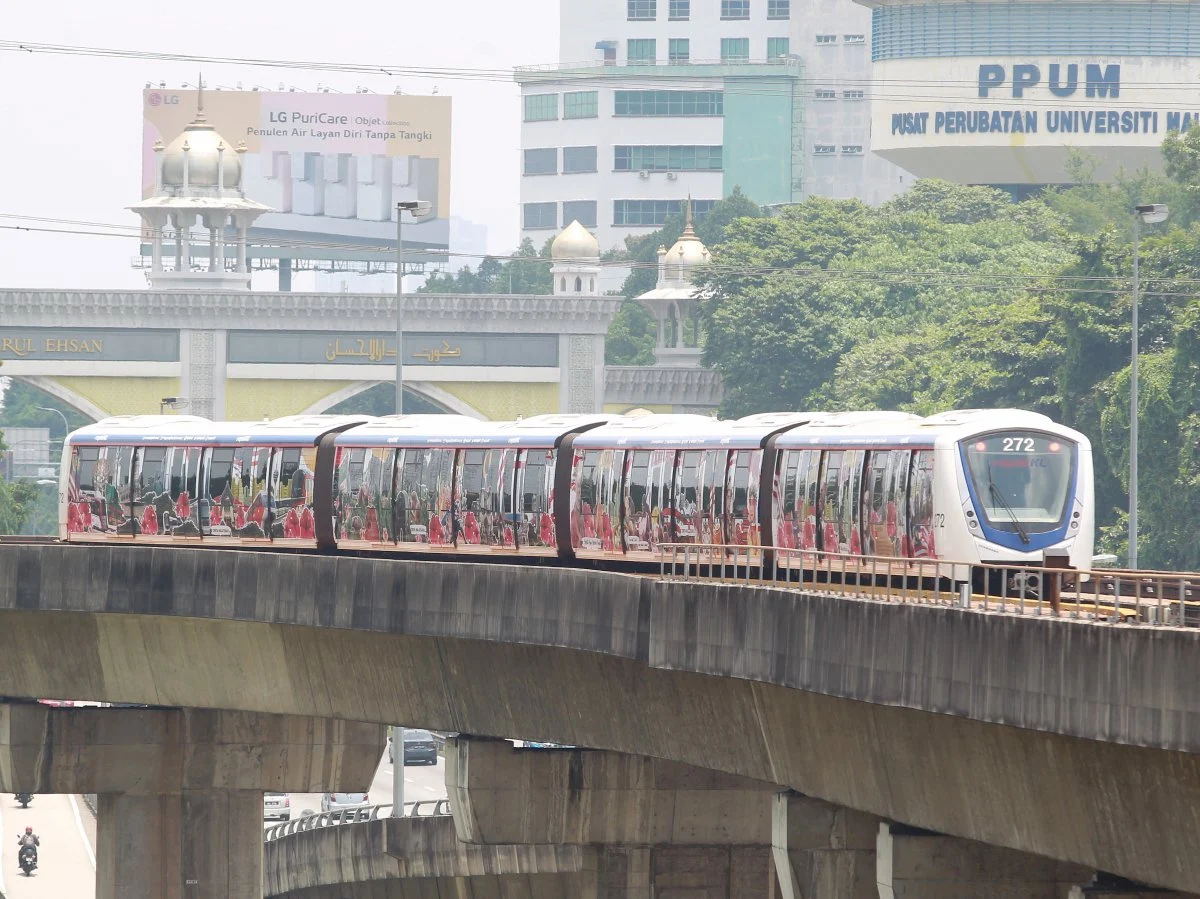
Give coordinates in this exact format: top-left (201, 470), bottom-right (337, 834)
top-left (266, 743), bottom-right (449, 824)
top-left (0, 793), bottom-right (95, 898)
top-left (0, 745), bottom-right (445, 897)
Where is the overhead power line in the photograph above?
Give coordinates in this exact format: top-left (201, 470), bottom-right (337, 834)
top-left (2, 213), bottom-right (1197, 300)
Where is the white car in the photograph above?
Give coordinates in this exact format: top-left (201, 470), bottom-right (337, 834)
top-left (321, 792), bottom-right (370, 813)
top-left (263, 792), bottom-right (291, 821)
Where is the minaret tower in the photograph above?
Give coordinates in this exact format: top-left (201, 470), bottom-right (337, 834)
top-left (130, 76), bottom-right (272, 289)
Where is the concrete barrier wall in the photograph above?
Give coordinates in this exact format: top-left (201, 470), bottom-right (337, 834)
top-left (8, 545), bottom-right (1200, 891)
top-left (4, 544), bottom-right (1200, 753)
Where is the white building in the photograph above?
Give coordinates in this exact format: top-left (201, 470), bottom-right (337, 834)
top-left (516, 0), bottom-right (910, 252)
top-left (858, 0), bottom-right (1200, 188)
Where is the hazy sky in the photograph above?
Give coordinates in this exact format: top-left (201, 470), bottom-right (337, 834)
top-left (1, 0), bottom-right (558, 289)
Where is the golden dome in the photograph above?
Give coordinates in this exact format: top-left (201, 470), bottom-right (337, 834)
top-left (550, 220), bottom-right (600, 261)
top-left (666, 224), bottom-right (711, 267)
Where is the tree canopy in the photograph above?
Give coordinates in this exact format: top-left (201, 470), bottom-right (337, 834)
top-left (690, 145), bottom-right (1200, 570)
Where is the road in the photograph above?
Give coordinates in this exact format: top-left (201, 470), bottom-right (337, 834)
top-left (0, 793), bottom-right (95, 898)
top-left (266, 745), bottom-right (448, 825)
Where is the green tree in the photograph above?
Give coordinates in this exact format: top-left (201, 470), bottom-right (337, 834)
top-left (418, 238), bottom-right (553, 295)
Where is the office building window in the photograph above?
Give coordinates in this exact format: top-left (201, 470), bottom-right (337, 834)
top-left (814, 89), bottom-right (836, 100)
top-left (844, 34), bottom-right (866, 43)
top-left (628, 0), bottom-right (656, 20)
top-left (523, 202), bottom-right (557, 229)
top-left (842, 145), bottom-right (864, 155)
top-left (767, 0), bottom-right (789, 18)
top-left (843, 89), bottom-right (865, 100)
top-left (614, 199), bottom-right (716, 227)
top-left (523, 94), bottom-right (558, 122)
top-left (523, 148), bottom-right (558, 175)
top-left (669, 0), bottom-right (689, 19)
top-left (669, 38), bottom-right (690, 63)
top-left (767, 37), bottom-right (790, 58)
top-left (813, 144), bottom-right (836, 155)
top-left (721, 0), bottom-right (749, 19)
top-left (721, 38), bottom-right (750, 61)
top-left (815, 34), bottom-right (837, 44)
top-left (563, 146), bottom-right (598, 173)
top-left (563, 200), bottom-right (598, 229)
top-left (614, 90), bottom-right (724, 116)
top-left (614, 145), bottom-right (723, 171)
top-left (628, 38), bottom-right (657, 63)
top-left (563, 91), bottom-right (598, 119)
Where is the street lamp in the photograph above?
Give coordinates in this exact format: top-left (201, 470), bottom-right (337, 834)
top-left (159, 397), bottom-right (189, 416)
top-left (35, 406), bottom-right (69, 439)
top-left (395, 200), bottom-right (433, 415)
top-left (1129, 203), bottom-right (1169, 570)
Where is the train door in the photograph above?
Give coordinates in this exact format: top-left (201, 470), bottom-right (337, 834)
top-left (817, 451), bottom-right (841, 553)
top-left (725, 450), bottom-right (761, 548)
top-left (700, 450), bottom-right (728, 547)
top-left (908, 450), bottom-right (936, 558)
top-left (673, 451), bottom-right (702, 543)
top-left (131, 447), bottom-right (168, 538)
top-left (518, 448), bottom-right (555, 551)
top-left (624, 450), bottom-right (652, 553)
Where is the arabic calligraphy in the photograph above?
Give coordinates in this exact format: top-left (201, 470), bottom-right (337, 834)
top-left (324, 337), bottom-right (396, 362)
top-left (412, 340), bottom-right (462, 364)
top-left (323, 337), bottom-right (465, 364)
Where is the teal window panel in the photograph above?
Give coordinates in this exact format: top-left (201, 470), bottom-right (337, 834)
top-left (768, 36), bottom-right (790, 58)
top-left (669, 0), bottom-right (690, 19)
top-left (614, 90), bottom-right (724, 116)
top-left (721, 0), bottom-right (750, 19)
top-left (563, 146), bottom-right (598, 173)
top-left (563, 201), bottom-right (598, 229)
top-left (872, 2), bottom-right (1200, 60)
top-left (614, 199), bottom-right (716, 226)
top-left (523, 148), bottom-right (557, 175)
top-left (669, 38), bottom-right (691, 63)
top-left (563, 91), bottom-right (599, 119)
top-left (628, 38), bottom-right (657, 63)
top-left (628, 0), bottom-right (656, 20)
top-left (524, 94), bottom-right (558, 122)
top-left (721, 37), bottom-right (751, 61)
top-left (614, 145), bottom-right (723, 171)
top-left (767, 0), bottom-right (789, 19)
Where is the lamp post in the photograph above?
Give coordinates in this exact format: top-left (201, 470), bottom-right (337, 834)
top-left (395, 200), bottom-right (433, 415)
top-left (1129, 203), bottom-right (1169, 570)
top-left (159, 397), bottom-right (188, 416)
top-left (35, 406), bottom-right (69, 440)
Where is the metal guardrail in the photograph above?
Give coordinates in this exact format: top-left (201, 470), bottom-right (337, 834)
top-left (263, 799), bottom-right (451, 842)
top-left (658, 543), bottom-right (1200, 627)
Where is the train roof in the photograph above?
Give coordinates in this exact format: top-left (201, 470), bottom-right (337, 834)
top-left (773, 408), bottom-right (1086, 448)
top-left (66, 415), bottom-right (372, 447)
top-left (573, 412), bottom-right (814, 450)
top-left (334, 413), bottom-right (614, 448)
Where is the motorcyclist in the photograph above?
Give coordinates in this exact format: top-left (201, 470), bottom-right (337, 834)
top-left (18, 825), bottom-right (39, 863)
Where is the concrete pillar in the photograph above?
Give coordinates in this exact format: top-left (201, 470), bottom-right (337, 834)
top-left (771, 791), bottom-right (879, 899)
top-left (97, 790), bottom-right (262, 899)
top-left (877, 824), bottom-right (1092, 899)
top-left (279, 257), bottom-right (292, 291)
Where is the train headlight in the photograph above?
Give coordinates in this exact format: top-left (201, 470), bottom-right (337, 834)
top-left (962, 499), bottom-right (982, 534)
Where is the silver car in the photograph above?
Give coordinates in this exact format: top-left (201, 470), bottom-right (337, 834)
top-left (263, 792), bottom-right (291, 821)
top-left (321, 792), bottom-right (370, 813)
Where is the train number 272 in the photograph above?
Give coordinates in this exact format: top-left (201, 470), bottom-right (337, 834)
top-left (1001, 437), bottom-right (1035, 452)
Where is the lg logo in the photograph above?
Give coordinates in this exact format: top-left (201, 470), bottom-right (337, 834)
top-left (146, 92), bottom-right (181, 107)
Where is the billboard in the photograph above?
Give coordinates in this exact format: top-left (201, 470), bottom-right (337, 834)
top-left (142, 89), bottom-right (452, 260)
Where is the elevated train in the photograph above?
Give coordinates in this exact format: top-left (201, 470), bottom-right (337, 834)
top-left (59, 409), bottom-right (1094, 575)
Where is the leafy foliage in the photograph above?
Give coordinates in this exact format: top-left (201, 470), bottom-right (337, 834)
top-left (689, 155), bottom-right (1200, 569)
top-left (418, 238), bottom-right (553, 295)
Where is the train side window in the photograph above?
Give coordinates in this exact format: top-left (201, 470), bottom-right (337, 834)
top-left (775, 450), bottom-right (800, 548)
top-left (574, 450), bottom-right (601, 549)
top-left (647, 448), bottom-right (672, 550)
top-left (729, 451), bottom-right (751, 518)
top-left (599, 450), bottom-right (625, 552)
top-left (460, 450), bottom-right (486, 513)
top-left (908, 450), bottom-right (936, 558)
top-left (864, 451), bottom-right (888, 556)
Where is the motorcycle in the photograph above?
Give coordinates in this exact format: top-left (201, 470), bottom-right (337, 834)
top-left (15, 793), bottom-right (31, 808)
top-left (18, 844), bottom-right (37, 875)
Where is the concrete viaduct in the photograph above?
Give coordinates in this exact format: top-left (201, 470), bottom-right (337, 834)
top-left (2, 543), bottom-right (1200, 895)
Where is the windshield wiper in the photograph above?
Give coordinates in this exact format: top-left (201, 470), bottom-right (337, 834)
top-left (987, 470), bottom-right (1030, 545)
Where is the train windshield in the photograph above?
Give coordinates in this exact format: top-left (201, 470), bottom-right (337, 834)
top-left (962, 431), bottom-right (1075, 535)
